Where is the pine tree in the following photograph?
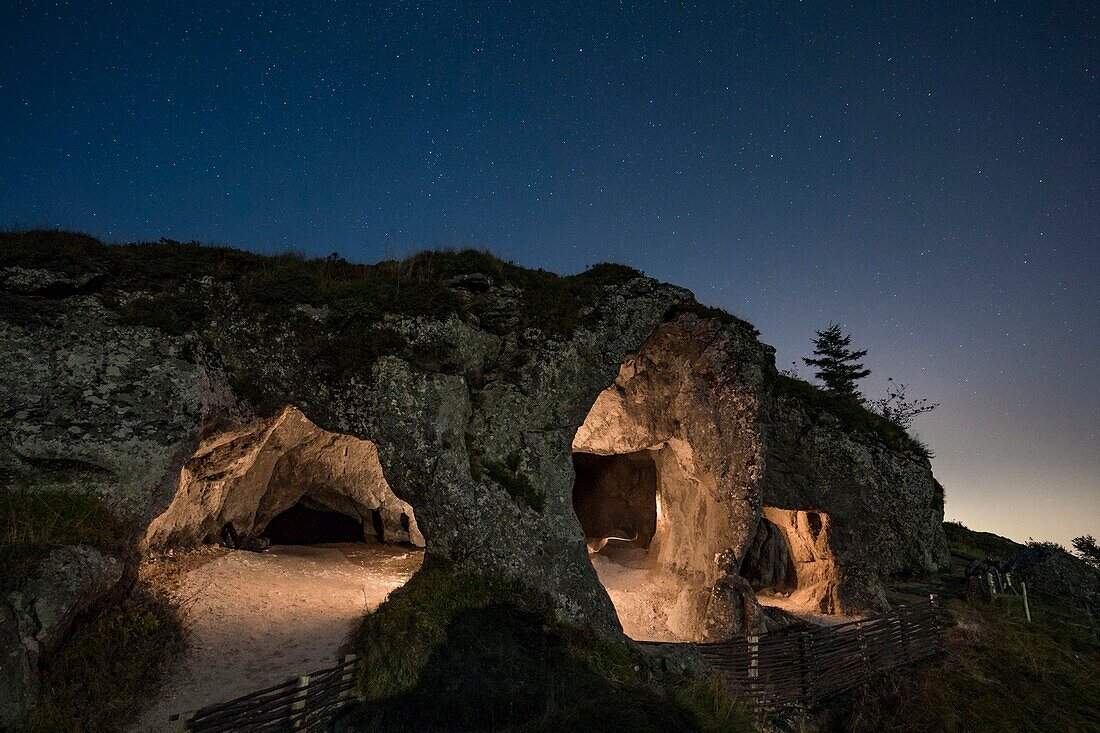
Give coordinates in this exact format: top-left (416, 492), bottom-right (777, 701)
top-left (802, 323), bottom-right (871, 398)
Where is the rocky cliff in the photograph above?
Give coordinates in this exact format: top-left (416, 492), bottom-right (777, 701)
top-left (0, 231), bottom-right (949, 721)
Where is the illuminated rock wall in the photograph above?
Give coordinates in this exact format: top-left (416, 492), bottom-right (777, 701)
top-left (143, 405), bottom-right (422, 549)
top-left (573, 316), bottom-right (773, 639)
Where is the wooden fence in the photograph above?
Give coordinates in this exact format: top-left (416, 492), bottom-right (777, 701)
top-left (170, 654), bottom-right (360, 733)
top-left (647, 595), bottom-right (946, 711)
top-left (172, 599), bottom-right (945, 730)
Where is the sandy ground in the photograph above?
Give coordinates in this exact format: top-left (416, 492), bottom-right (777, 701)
top-left (591, 547), bottom-right (696, 642)
top-left (133, 543), bottom-right (422, 732)
top-left (592, 546), bottom-right (859, 639)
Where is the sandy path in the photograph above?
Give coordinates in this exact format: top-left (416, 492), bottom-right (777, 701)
top-left (591, 548), bottom-right (695, 642)
top-left (134, 544), bottom-right (421, 732)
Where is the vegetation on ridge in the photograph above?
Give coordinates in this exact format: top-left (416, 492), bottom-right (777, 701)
top-left (812, 521), bottom-right (1100, 733)
top-left (774, 374), bottom-right (933, 459)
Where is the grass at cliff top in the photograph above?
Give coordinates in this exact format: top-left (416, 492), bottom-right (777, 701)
top-left (1, 228), bottom-right (738, 336)
top-left (774, 374), bottom-right (933, 460)
top-left (346, 563), bottom-right (756, 733)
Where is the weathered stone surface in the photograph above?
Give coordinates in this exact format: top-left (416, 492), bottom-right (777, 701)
top-left (0, 295), bottom-right (241, 521)
top-left (347, 279), bottom-right (693, 634)
top-left (740, 516), bottom-right (792, 592)
top-left (761, 395), bottom-right (950, 611)
top-left (0, 546), bottom-right (124, 727)
top-left (1, 240), bottom-right (949, 651)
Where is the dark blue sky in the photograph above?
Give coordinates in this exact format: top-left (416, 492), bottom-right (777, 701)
top-left (2, 1), bottom-right (1097, 546)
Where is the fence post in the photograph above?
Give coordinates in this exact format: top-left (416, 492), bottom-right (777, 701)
top-left (173, 711), bottom-right (194, 733)
top-left (340, 654), bottom-right (358, 701)
top-left (986, 572), bottom-right (996, 600)
top-left (856, 621), bottom-right (867, 669)
top-left (746, 635), bottom-right (760, 706)
top-left (1021, 582), bottom-right (1032, 623)
top-left (798, 631), bottom-right (809, 704)
top-left (900, 608), bottom-right (911, 663)
top-left (929, 594), bottom-right (947, 655)
top-left (291, 675), bottom-right (311, 730)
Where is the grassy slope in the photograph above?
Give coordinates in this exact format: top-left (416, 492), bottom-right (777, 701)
top-left (1, 491), bottom-right (183, 732)
top-left (816, 523), bottom-right (1100, 733)
top-left (346, 564), bottom-right (756, 733)
top-left (19, 588), bottom-right (183, 733)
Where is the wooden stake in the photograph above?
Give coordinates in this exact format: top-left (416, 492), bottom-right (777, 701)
top-left (291, 675), bottom-right (310, 730)
top-left (172, 711), bottom-right (194, 733)
top-left (1021, 581), bottom-right (1032, 623)
top-left (747, 635), bottom-right (760, 680)
top-left (340, 654), bottom-right (357, 701)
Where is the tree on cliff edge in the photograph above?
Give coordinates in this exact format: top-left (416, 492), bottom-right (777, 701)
top-left (803, 323), bottom-right (871, 398)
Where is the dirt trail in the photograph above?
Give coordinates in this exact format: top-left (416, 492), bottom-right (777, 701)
top-left (133, 544), bottom-right (421, 732)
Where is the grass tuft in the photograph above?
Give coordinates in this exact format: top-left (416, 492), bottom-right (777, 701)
top-left (22, 587), bottom-right (184, 733)
top-left (0, 489), bottom-right (133, 594)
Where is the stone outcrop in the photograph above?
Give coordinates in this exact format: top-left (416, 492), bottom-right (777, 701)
top-left (0, 293), bottom-right (241, 521)
top-left (1, 234), bottom-right (950, 662)
top-left (761, 394), bottom-right (949, 610)
top-left (573, 316), bottom-right (773, 638)
top-left (0, 546), bottom-right (125, 727)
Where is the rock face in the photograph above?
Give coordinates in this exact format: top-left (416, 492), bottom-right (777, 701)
top-left (761, 394), bottom-right (949, 610)
top-left (0, 294), bottom-right (224, 520)
top-left (740, 516), bottom-right (793, 592)
top-left (573, 316), bottom-right (773, 638)
top-left (1, 235), bottom-right (949, 659)
top-left (0, 546), bottom-right (125, 727)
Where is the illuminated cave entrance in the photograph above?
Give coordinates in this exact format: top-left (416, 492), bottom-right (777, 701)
top-left (136, 406), bottom-right (425, 722)
top-left (740, 507), bottom-right (841, 615)
top-left (144, 405), bottom-right (425, 551)
top-left (570, 439), bottom-right (715, 643)
top-left (572, 451), bottom-right (658, 554)
top-left (570, 321), bottom-right (845, 642)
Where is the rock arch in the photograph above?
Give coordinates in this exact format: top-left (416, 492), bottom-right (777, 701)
top-left (144, 405), bottom-right (423, 549)
top-left (572, 317), bottom-right (771, 640)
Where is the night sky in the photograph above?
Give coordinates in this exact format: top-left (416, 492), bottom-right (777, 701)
top-left (2, 2), bottom-right (1096, 547)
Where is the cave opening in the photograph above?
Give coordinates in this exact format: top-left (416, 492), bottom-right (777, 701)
top-left (742, 507), bottom-right (841, 615)
top-left (260, 501), bottom-right (376, 545)
top-left (572, 451), bottom-right (658, 553)
top-left (137, 406), bottom-right (428, 717)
